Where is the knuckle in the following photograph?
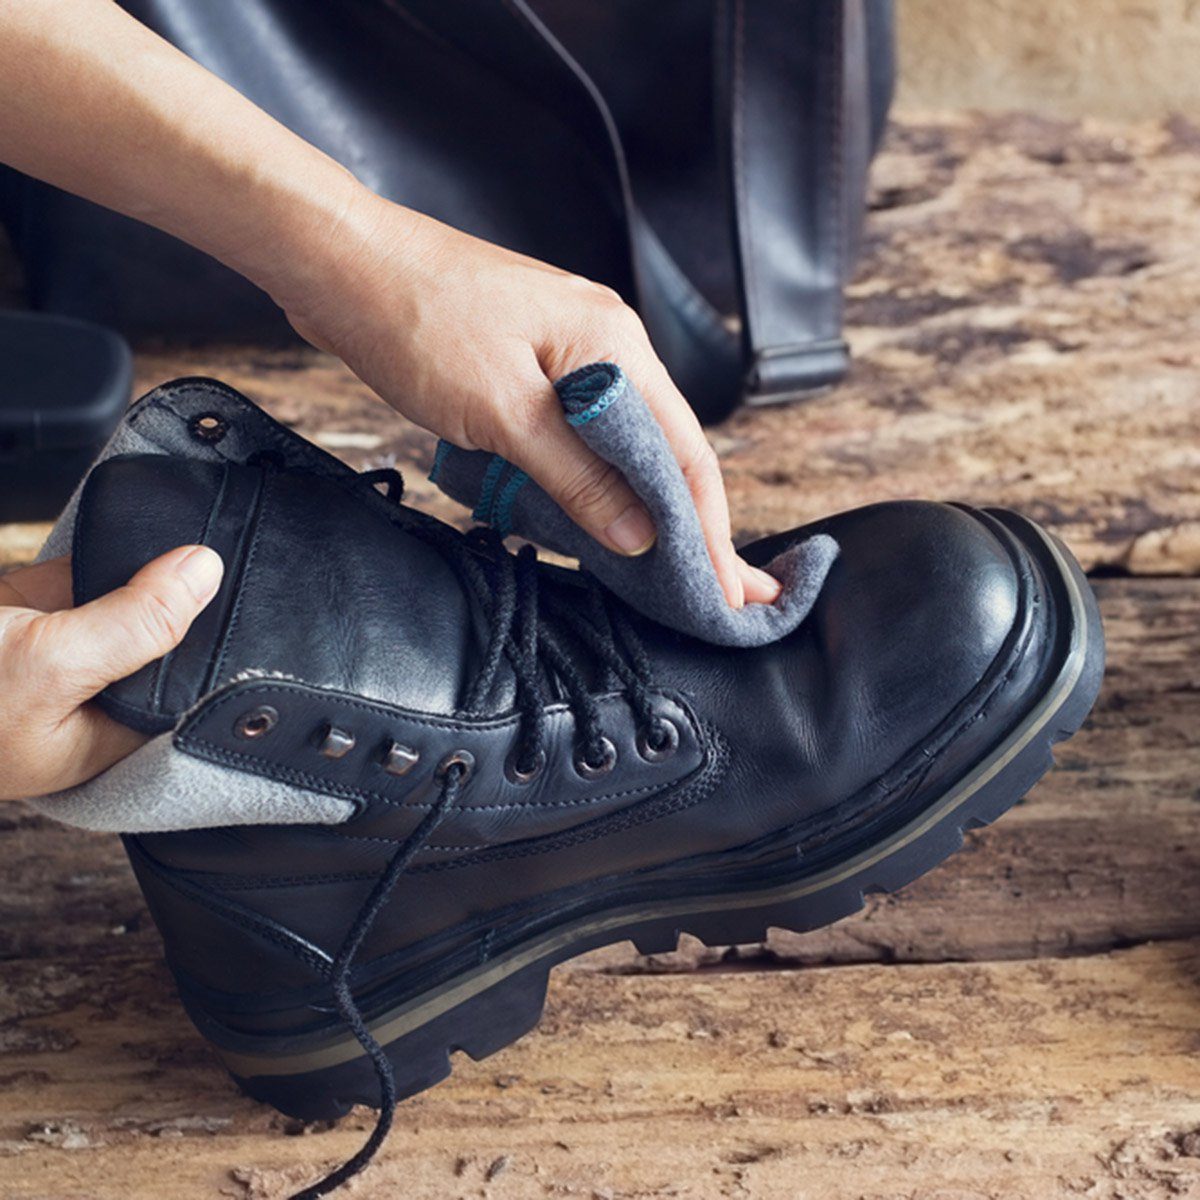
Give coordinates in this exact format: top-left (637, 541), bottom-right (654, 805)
top-left (567, 300), bottom-right (645, 361)
top-left (557, 456), bottom-right (625, 520)
top-left (682, 436), bottom-right (721, 481)
top-left (606, 302), bottom-right (646, 340)
top-left (131, 588), bottom-right (188, 652)
top-left (484, 387), bottom-right (542, 458)
top-left (5, 614), bottom-right (71, 701)
top-left (458, 402), bottom-right (503, 457)
top-left (565, 274), bottom-right (623, 308)
top-left (590, 281), bottom-right (626, 309)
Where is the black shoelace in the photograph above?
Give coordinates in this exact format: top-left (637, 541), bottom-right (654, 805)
top-left (289, 468), bottom-right (668, 1198)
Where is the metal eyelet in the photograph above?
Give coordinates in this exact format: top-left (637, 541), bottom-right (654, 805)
top-left (637, 717), bottom-right (679, 763)
top-left (436, 749), bottom-right (475, 784)
top-left (574, 736), bottom-right (617, 780)
top-left (189, 412), bottom-right (229, 445)
top-left (505, 746), bottom-right (546, 785)
top-left (234, 705), bottom-right (279, 740)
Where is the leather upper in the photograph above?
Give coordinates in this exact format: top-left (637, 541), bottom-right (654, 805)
top-left (75, 456), bottom-right (485, 730)
top-left (73, 433), bottom-right (1056, 993)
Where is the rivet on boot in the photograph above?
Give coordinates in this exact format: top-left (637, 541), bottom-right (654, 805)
top-left (318, 725), bottom-right (356, 759)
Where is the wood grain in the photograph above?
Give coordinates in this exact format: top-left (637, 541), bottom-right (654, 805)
top-left (3, 942), bottom-right (1198, 1199)
top-left (0, 111), bottom-right (1197, 1198)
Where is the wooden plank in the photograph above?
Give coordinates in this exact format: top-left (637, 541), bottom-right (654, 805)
top-left (3, 941), bottom-right (1198, 1199)
top-left (0, 523), bottom-right (51, 571)
top-left (1, 579), bottom-right (1193, 972)
top-left (717, 113), bottom-right (1200, 576)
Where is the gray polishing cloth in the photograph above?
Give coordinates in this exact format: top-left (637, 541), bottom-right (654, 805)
top-left (29, 380), bottom-right (367, 833)
top-left (25, 369), bottom-right (834, 832)
top-left (431, 362), bottom-right (837, 647)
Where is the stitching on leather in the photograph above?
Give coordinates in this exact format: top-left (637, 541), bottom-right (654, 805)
top-left (415, 725), bottom-right (732, 872)
top-left (177, 684), bottom-right (704, 812)
top-left (192, 869), bottom-right (381, 891)
top-left (198, 470), bottom-right (265, 697)
top-left (207, 472), bottom-right (270, 687)
top-left (148, 464), bottom-right (229, 714)
top-left (133, 843), bottom-right (332, 975)
top-left (192, 684), bottom-right (522, 735)
top-left (177, 730), bottom-right (700, 816)
top-left (96, 689), bottom-right (171, 729)
top-left (184, 680), bottom-right (696, 737)
top-left (187, 725), bottom-right (729, 890)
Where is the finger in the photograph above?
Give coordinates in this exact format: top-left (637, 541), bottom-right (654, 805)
top-left (34, 545), bottom-right (224, 703)
top-left (737, 557), bottom-right (783, 606)
top-left (499, 376), bottom-right (658, 557)
top-left (32, 706), bottom-right (149, 796)
top-left (0, 556), bottom-right (73, 612)
top-left (623, 349), bottom-right (752, 608)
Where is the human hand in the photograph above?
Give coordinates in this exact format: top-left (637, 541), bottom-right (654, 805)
top-left (273, 192), bottom-right (780, 610)
top-left (2, 5), bottom-right (772, 607)
top-left (0, 547), bottom-right (223, 801)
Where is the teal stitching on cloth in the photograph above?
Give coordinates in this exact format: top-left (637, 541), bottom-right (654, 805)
top-left (428, 439), bottom-right (453, 485)
top-left (565, 370), bottom-right (625, 427)
top-left (493, 468), bottom-right (530, 536)
top-left (472, 454), bottom-right (507, 524)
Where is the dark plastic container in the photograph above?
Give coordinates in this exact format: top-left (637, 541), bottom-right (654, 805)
top-left (0, 310), bottom-right (132, 523)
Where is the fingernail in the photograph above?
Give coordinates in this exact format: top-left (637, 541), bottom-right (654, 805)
top-left (605, 505), bottom-right (657, 556)
top-left (176, 546), bottom-right (224, 604)
top-left (750, 565), bottom-right (783, 602)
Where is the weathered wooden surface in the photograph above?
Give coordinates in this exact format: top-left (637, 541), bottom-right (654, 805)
top-left (0, 111), bottom-right (1198, 1197)
top-left (3, 943), bottom-right (1199, 1199)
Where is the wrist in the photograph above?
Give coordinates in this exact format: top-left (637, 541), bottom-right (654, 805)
top-left (219, 154), bottom-right (366, 303)
top-left (255, 179), bottom-right (448, 348)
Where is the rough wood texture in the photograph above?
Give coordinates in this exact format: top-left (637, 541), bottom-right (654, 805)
top-left (3, 942), bottom-right (1199, 1200)
top-left (0, 112), bottom-right (1197, 1197)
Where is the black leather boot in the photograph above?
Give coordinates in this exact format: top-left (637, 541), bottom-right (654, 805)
top-left (71, 379), bottom-right (1104, 1191)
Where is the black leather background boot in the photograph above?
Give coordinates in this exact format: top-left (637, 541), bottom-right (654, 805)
top-left (71, 380), bottom-right (1105, 1149)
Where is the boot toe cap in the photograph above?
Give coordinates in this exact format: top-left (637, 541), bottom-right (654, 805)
top-left (751, 501), bottom-right (1025, 785)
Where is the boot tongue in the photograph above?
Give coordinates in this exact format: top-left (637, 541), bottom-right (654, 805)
top-left (74, 454), bottom-right (502, 734)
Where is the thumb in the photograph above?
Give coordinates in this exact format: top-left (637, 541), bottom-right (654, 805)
top-left (42, 545), bottom-right (224, 702)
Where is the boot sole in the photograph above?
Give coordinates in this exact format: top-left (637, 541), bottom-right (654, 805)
top-left (215, 511), bottom-right (1105, 1120)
